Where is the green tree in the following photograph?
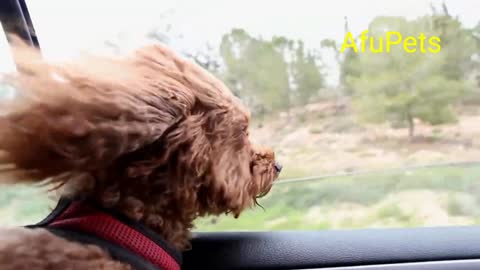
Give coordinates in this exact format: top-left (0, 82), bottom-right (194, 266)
top-left (346, 15), bottom-right (473, 138)
top-left (220, 29), bottom-right (325, 116)
top-left (474, 23), bottom-right (480, 88)
top-left (290, 40), bottom-right (324, 105)
top-left (220, 29), bottom-right (290, 114)
top-left (321, 17), bottom-right (359, 95)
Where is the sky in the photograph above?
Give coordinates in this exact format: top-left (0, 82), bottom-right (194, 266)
top-left (1, 0), bottom-right (479, 83)
top-left (0, 24), bottom-right (15, 73)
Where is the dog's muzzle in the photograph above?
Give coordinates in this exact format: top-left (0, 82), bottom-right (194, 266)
top-left (274, 162), bottom-right (283, 173)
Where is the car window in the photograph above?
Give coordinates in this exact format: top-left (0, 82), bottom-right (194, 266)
top-left (0, 23), bottom-right (16, 99)
top-left (0, 24), bottom-right (15, 72)
top-left (0, 22), bottom-right (51, 226)
top-left (1, 0), bottom-right (480, 231)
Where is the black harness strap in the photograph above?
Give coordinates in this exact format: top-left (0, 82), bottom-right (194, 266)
top-left (26, 198), bottom-right (182, 270)
top-left (46, 227), bottom-right (160, 270)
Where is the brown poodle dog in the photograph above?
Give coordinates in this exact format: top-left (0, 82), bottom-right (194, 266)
top-left (0, 37), bottom-right (280, 270)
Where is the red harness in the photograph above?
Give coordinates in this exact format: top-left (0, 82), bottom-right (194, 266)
top-left (27, 199), bottom-right (181, 270)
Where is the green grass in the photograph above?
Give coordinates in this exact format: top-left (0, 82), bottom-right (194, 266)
top-left (1, 165), bottom-right (480, 231)
top-left (195, 164), bottom-right (480, 231)
top-left (0, 184), bottom-right (53, 226)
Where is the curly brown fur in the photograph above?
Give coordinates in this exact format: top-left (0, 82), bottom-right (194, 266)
top-left (0, 36), bottom-right (279, 268)
top-left (0, 228), bottom-right (130, 270)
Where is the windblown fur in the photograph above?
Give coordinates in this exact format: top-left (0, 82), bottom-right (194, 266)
top-left (0, 36), bottom-right (279, 269)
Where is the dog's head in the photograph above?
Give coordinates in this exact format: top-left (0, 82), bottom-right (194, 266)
top-left (0, 41), bottom-right (281, 235)
top-left (118, 45), bottom-right (282, 218)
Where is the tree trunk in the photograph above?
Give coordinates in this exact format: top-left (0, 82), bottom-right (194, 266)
top-left (286, 91), bottom-right (291, 121)
top-left (407, 112), bottom-right (415, 140)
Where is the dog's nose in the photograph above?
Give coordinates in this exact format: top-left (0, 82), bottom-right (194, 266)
top-left (274, 162), bottom-right (283, 173)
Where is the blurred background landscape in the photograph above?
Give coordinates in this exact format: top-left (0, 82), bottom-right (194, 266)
top-left (1, 0), bottom-right (480, 231)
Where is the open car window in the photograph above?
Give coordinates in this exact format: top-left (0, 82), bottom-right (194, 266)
top-left (1, 0), bottom-right (480, 233)
top-left (196, 163), bottom-right (480, 231)
top-left (0, 23), bottom-right (16, 99)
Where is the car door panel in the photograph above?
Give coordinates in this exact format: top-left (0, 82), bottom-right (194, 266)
top-left (183, 228), bottom-right (480, 269)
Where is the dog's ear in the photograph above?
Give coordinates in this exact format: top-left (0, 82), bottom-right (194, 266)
top-left (201, 109), bottom-right (256, 215)
top-left (0, 38), bottom-right (193, 184)
top-left (208, 116), bottom-right (277, 216)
